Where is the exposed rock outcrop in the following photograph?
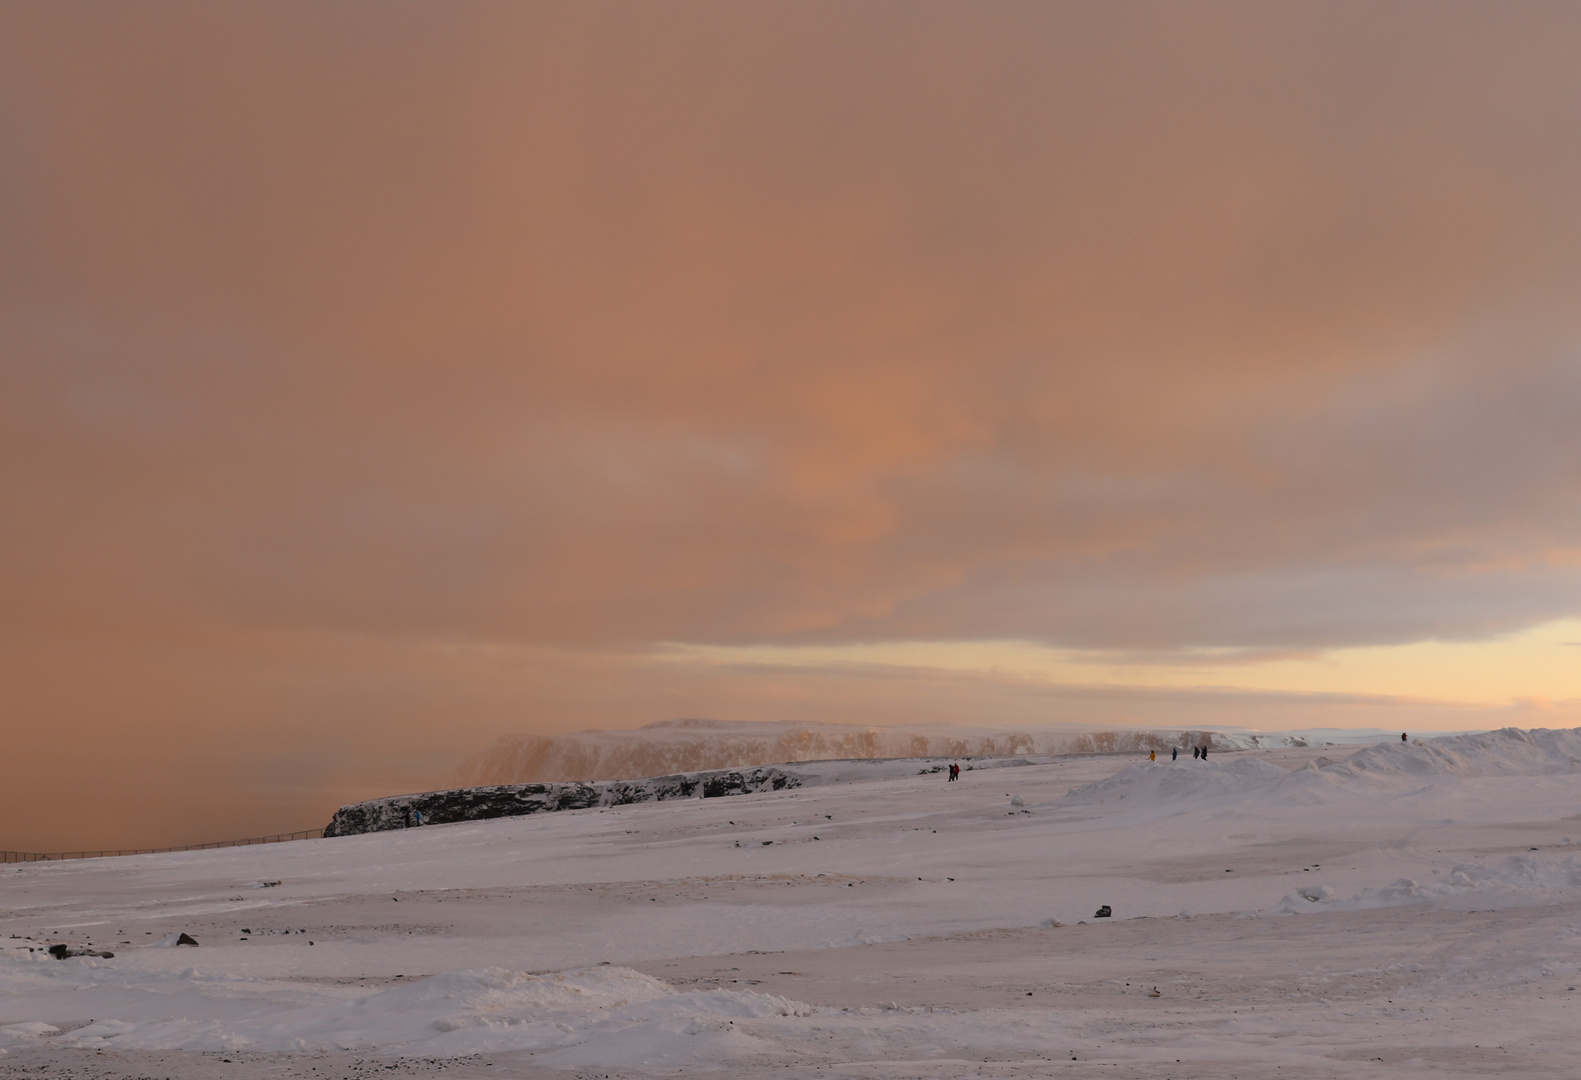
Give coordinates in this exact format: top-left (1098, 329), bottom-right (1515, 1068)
top-left (324, 766), bottom-right (803, 837)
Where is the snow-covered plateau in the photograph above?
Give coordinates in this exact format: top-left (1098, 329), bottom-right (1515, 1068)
top-left (5, 726), bottom-right (1581, 1078)
top-left (451, 719), bottom-right (1300, 787)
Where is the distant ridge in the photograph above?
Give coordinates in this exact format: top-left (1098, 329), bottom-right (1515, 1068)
top-left (639, 718), bottom-right (747, 730)
top-left (451, 720), bottom-right (1300, 787)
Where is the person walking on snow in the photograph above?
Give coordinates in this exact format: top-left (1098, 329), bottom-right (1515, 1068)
top-left (1149, 750), bottom-right (1156, 762)
top-left (1172, 746), bottom-right (1178, 761)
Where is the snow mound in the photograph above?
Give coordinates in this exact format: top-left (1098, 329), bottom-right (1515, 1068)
top-left (1056, 729), bottom-right (1581, 815)
top-left (0, 962), bottom-right (814, 1060)
top-left (1060, 758), bottom-right (1291, 807)
top-left (0, 1021), bottom-right (61, 1046)
top-left (1331, 727), bottom-right (1581, 781)
top-left (1268, 854), bottom-right (1581, 915)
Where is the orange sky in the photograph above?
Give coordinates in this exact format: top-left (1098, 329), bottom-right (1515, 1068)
top-left (4, 2), bottom-right (1581, 851)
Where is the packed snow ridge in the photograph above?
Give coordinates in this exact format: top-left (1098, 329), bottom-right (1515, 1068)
top-left (452, 718), bottom-right (1288, 786)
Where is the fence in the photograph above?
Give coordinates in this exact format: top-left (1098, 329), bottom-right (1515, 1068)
top-left (1, 828), bottom-right (326, 863)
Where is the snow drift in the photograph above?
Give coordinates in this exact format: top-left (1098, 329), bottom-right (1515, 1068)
top-left (1268, 853), bottom-right (1581, 916)
top-left (1328, 726), bottom-right (1581, 781)
top-left (1060, 757), bottom-right (1293, 808)
top-left (0, 958), bottom-right (813, 1060)
top-left (1059, 727), bottom-right (1581, 814)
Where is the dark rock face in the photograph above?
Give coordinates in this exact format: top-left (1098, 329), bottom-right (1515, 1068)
top-left (701, 769), bottom-right (800, 798)
top-left (49, 943), bottom-right (114, 959)
top-left (324, 767), bottom-right (803, 837)
top-left (1094, 905), bottom-right (1112, 918)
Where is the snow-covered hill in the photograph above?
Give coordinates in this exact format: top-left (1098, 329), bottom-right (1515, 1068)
top-left (1058, 726), bottom-right (1581, 812)
top-left (1330, 724), bottom-right (1581, 780)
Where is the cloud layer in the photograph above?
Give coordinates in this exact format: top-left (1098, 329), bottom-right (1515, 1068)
top-left (3, 2), bottom-right (1580, 847)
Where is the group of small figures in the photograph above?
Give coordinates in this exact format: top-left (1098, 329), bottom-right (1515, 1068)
top-left (1148, 745), bottom-right (1211, 762)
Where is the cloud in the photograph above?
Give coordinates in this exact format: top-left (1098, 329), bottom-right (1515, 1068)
top-left (3, 3), bottom-right (1581, 844)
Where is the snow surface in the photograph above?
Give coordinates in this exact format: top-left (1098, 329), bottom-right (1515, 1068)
top-left (5, 726), bottom-right (1581, 1078)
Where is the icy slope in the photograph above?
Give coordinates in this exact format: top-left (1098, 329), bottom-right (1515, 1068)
top-left (454, 718), bottom-right (1250, 785)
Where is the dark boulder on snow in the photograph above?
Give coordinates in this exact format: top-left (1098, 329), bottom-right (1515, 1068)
top-left (323, 767), bottom-right (804, 837)
top-left (49, 943), bottom-right (114, 959)
top-left (1094, 905), bottom-right (1112, 918)
top-left (150, 932), bottom-right (199, 947)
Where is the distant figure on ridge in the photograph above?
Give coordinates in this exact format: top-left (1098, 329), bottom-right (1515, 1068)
top-left (1149, 750), bottom-right (1156, 762)
top-left (1201, 746), bottom-right (1208, 760)
top-left (947, 763), bottom-right (959, 781)
top-left (1172, 746), bottom-right (1178, 761)
top-left (1402, 732), bottom-right (1408, 742)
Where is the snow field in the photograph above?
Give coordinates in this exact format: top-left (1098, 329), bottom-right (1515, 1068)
top-left (4, 728), bottom-right (1581, 1077)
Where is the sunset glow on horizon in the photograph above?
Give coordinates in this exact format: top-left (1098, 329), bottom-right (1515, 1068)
top-left (4, 2), bottom-right (1580, 850)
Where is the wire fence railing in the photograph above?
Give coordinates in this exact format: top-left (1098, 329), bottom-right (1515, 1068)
top-left (2, 828), bottom-right (326, 863)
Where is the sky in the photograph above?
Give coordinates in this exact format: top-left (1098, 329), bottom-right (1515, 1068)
top-left (4, 1), bottom-right (1581, 851)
